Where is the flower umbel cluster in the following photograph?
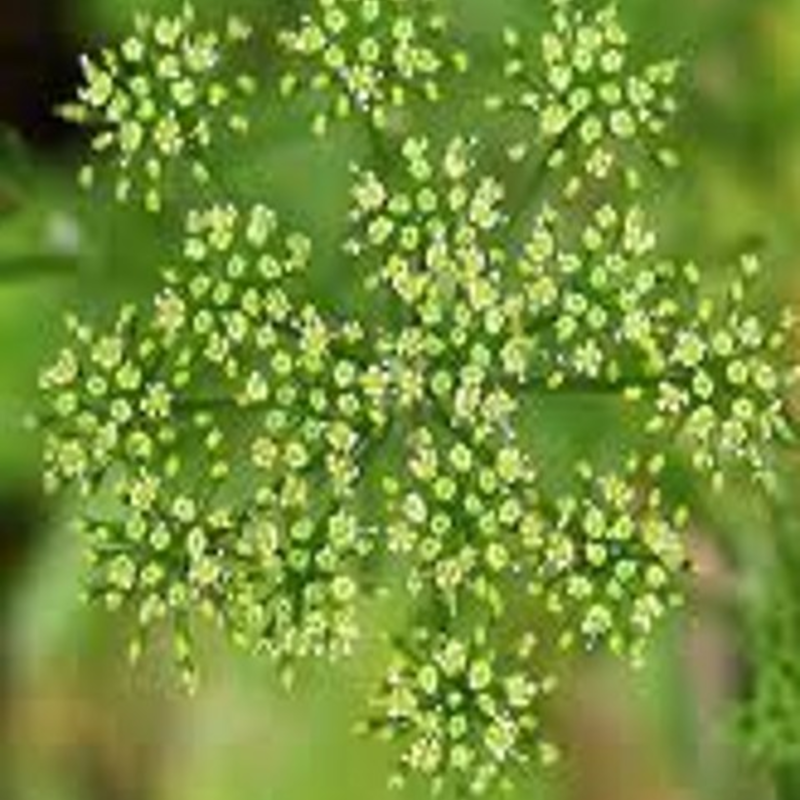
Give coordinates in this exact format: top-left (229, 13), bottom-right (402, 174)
top-left (279, 0), bottom-right (468, 136)
top-left (40, 202), bottom-right (387, 684)
top-left (43, 0), bottom-right (798, 794)
top-left (488, 0), bottom-right (679, 192)
top-left (528, 459), bottom-right (687, 662)
top-left (368, 627), bottom-right (557, 795)
top-left (60, 4), bottom-right (255, 211)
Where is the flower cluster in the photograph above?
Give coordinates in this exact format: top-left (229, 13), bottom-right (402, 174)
top-left (513, 200), bottom-right (681, 389)
top-left (348, 135), bottom-right (526, 444)
top-left (487, 0), bottom-right (679, 196)
top-left (279, 0), bottom-right (468, 136)
top-left (511, 199), bottom-right (799, 487)
top-left (43, 0), bottom-right (799, 794)
top-left (39, 202), bottom-right (389, 684)
top-left (368, 627), bottom-right (557, 795)
top-left (526, 459), bottom-right (688, 663)
top-left (648, 256), bottom-right (799, 490)
top-left (383, 425), bottom-right (538, 616)
top-left (60, 4), bottom-right (256, 211)
top-left (348, 136), bottom-right (507, 299)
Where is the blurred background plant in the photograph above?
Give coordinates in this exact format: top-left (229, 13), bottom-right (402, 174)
top-left (1, 1), bottom-right (799, 799)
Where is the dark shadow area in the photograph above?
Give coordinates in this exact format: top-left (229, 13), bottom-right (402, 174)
top-left (0, 0), bottom-right (81, 149)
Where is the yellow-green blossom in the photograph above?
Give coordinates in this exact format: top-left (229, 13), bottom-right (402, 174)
top-left (60, 4), bottom-right (256, 211)
top-left (279, 0), bottom-right (468, 135)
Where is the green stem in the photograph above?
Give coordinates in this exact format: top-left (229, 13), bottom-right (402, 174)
top-left (507, 111), bottom-right (586, 231)
top-left (774, 764), bottom-right (800, 800)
